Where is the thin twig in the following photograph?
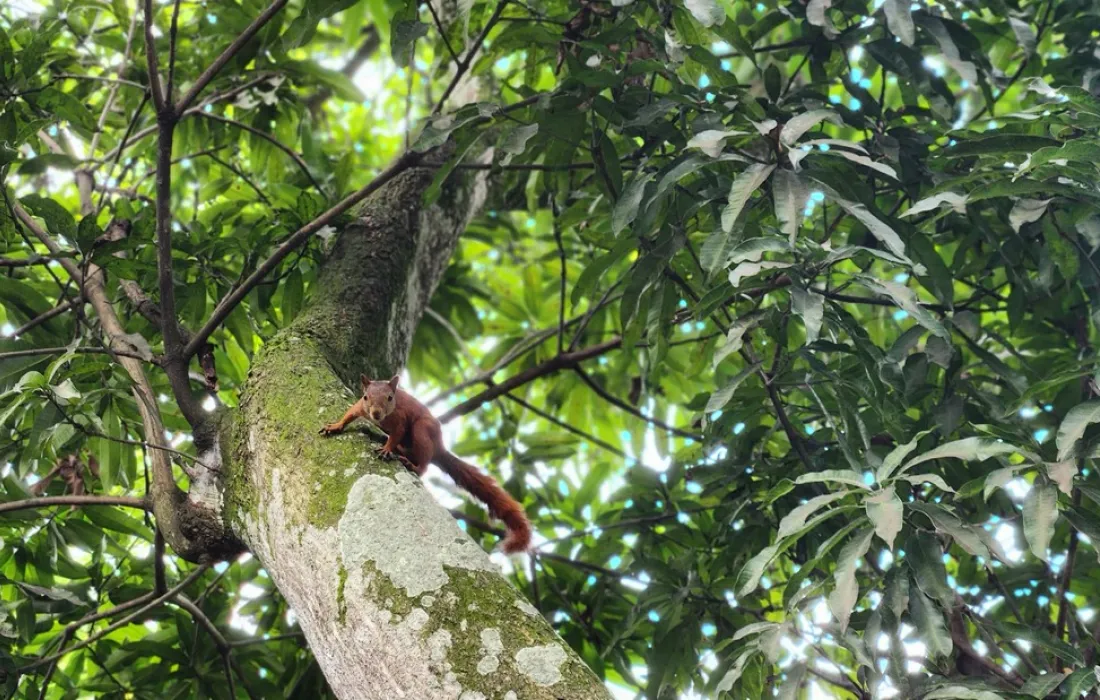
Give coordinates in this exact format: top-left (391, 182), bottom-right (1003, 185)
top-left (425, 1), bottom-right (459, 62)
top-left (19, 566), bottom-right (209, 672)
top-left (433, 0), bottom-right (509, 114)
top-left (196, 112), bottom-right (323, 193)
top-left (438, 337), bottom-right (623, 423)
top-left (573, 368), bottom-right (700, 440)
top-left (8, 298), bottom-right (82, 338)
top-left (0, 495), bottom-right (150, 516)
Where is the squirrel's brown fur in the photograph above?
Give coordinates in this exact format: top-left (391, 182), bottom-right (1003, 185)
top-left (320, 375), bottom-right (531, 554)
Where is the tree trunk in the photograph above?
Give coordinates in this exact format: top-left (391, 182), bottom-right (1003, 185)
top-left (221, 157), bottom-right (610, 699)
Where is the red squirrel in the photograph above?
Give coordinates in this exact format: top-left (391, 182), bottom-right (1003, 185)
top-left (320, 375), bottom-right (531, 554)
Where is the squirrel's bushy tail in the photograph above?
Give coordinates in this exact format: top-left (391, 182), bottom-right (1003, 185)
top-left (434, 450), bottom-right (531, 554)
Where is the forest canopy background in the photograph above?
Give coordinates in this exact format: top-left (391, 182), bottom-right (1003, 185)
top-left (4, 0), bottom-right (1100, 698)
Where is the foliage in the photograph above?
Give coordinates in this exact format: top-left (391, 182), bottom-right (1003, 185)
top-left (3, 0), bottom-right (1100, 698)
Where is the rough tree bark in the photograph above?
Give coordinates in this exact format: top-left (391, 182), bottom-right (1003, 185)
top-left (219, 157), bottom-right (610, 699)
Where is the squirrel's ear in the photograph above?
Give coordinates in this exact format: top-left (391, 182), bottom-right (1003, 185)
top-left (360, 374), bottom-right (370, 392)
top-left (388, 375), bottom-right (400, 389)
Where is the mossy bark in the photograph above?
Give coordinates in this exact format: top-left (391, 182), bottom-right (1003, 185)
top-left (221, 158), bottom-right (610, 699)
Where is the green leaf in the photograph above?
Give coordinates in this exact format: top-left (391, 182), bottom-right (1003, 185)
top-left (499, 123), bottom-right (538, 164)
top-left (877, 431), bottom-right (930, 482)
top-left (777, 491), bottom-right (850, 539)
top-left (685, 0), bottom-right (726, 27)
top-left (1018, 672), bottom-right (1068, 699)
top-left (857, 277), bottom-right (947, 339)
top-left (884, 0), bottom-right (915, 45)
top-left (1022, 481), bottom-right (1058, 562)
top-left (899, 437), bottom-right (1020, 475)
top-left (1056, 400), bottom-right (1100, 461)
top-left (1060, 667), bottom-right (1099, 699)
top-left (721, 163), bottom-right (775, 233)
top-left (990, 620), bottom-right (1085, 666)
top-left (827, 527), bottom-right (873, 632)
top-left (391, 19), bottom-right (428, 66)
top-left (865, 489), bottom-right (903, 549)
top-left (790, 287), bottom-right (823, 344)
top-left (908, 587), bottom-right (952, 658)
top-left (795, 469), bottom-right (869, 489)
top-left (897, 473), bottom-right (955, 493)
top-left (19, 195), bottom-right (76, 240)
top-left (612, 173), bottom-right (653, 235)
top-left (771, 169), bottom-right (805, 244)
top-left (779, 110), bottom-right (842, 148)
top-left (704, 363), bottom-right (759, 413)
top-left (905, 531), bottom-right (953, 607)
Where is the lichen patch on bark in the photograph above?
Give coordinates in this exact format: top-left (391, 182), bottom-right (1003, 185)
top-left (338, 472), bottom-right (498, 598)
top-left (515, 645), bottom-right (568, 687)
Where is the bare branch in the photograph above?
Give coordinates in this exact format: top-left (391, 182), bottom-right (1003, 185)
top-left (0, 495), bottom-right (149, 516)
top-left (0, 346), bottom-right (153, 362)
top-left (166, 0), bottom-right (183, 103)
top-left (0, 255), bottom-right (51, 267)
top-left (438, 336), bottom-right (622, 423)
top-left (13, 203), bottom-right (209, 560)
top-left (142, 0), bottom-right (167, 112)
top-left (433, 0), bottom-right (509, 115)
top-left (425, 2), bottom-right (460, 62)
top-left (574, 368), bottom-right (701, 440)
top-left (174, 0), bottom-right (290, 114)
top-left (18, 565), bottom-right (209, 672)
top-left (174, 595), bottom-right (260, 700)
top-left (183, 150), bottom-right (422, 359)
top-left (196, 112), bottom-right (323, 193)
top-left (8, 297), bottom-right (82, 338)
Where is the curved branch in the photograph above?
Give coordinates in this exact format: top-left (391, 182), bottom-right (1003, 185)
top-left (438, 336), bottom-right (622, 423)
top-left (196, 112), bottom-right (323, 193)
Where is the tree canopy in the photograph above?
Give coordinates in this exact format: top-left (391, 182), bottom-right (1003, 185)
top-left (3, 0), bottom-right (1100, 697)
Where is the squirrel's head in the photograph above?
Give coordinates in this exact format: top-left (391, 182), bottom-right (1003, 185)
top-left (361, 374), bottom-right (399, 423)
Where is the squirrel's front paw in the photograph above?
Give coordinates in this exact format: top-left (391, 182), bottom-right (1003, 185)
top-left (319, 424), bottom-right (342, 436)
top-left (374, 445), bottom-right (396, 460)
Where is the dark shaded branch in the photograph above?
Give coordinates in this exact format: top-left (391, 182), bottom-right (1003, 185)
top-left (19, 566), bottom-right (209, 671)
top-left (438, 336), bottom-right (622, 423)
top-left (425, 2), bottom-right (459, 62)
top-left (141, 0), bottom-right (167, 112)
top-left (433, 0), bottom-right (509, 114)
top-left (174, 0), bottom-right (290, 114)
top-left (174, 595), bottom-right (259, 700)
top-left (0, 255), bottom-right (50, 267)
top-left (184, 150), bottom-right (422, 359)
top-left (574, 368), bottom-right (701, 440)
top-left (196, 112), bottom-right (323, 193)
top-left (9, 297), bottom-right (82, 337)
top-left (0, 495), bottom-right (149, 516)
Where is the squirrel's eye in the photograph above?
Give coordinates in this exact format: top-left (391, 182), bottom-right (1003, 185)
top-left (389, 395), bottom-right (394, 402)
